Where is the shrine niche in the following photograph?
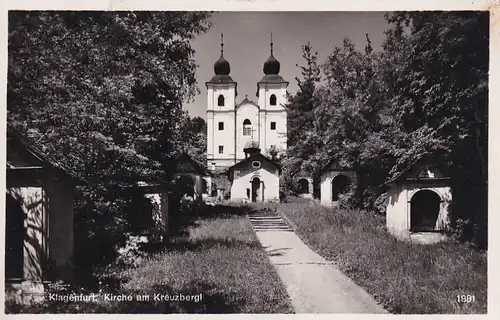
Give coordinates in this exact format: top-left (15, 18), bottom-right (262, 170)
top-left (295, 171), bottom-right (313, 199)
top-left (383, 156), bottom-right (452, 244)
top-left (319, 160), bottom-right (356, 207)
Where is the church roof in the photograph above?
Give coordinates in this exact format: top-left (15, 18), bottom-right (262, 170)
top-left (258, 74), bottom-right (289, 85)
top-left (214, 55), bottom-right (230, 76)
top-left (263, 52), bottom-right (280, 75)
top-left (256, 74), bottom-right (289, 97)
top-left (236, 96), bottom-right (259, 109)
top-left (263, 36), bottom-right (281, 75)
top-left (213, 33), bottom-right (231, 76)
top-left (227, 153), bottom-right (280, 181)
top-left (206, 33), bottom-right (238, 94)
top-left (206, 74), bottom-right (236, 85)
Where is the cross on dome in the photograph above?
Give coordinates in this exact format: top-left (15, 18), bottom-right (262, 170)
top-left (213, 33), bottom-right (231, 75)
top-left (263, 32), bottom-right (280, 75)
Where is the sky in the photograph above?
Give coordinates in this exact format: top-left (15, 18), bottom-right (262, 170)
top-left (183, 12), bottom-right (392, 119)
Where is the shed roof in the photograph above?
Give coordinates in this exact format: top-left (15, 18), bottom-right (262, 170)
top-left (7, 128), bottom-right (86, 184)
top-left (173, 154), bottom-right (211, 176)
top-left (383, 154), bottom-right (450, 186)
top-left (318, 159), bottom-right (353, 176)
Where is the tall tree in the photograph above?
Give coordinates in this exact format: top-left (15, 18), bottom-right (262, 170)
top-left (8, 11), bottom-right (212, 183)
top-left (384, 11), bottom-right (489, 246)
top-left (7, 11), bottom-right (213, 274)
top-left (281, 42), bottom-right (321, 193)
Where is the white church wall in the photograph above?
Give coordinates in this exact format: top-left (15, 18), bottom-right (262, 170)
top-left (210, 112), bottom-right (236, 167)
top-left (207, 83), bottom-right (237, 168)
top-left (209, 84), bottom-right (236, 112)
top-left (230, 163), bottom-right (279, 202)
top-left (263, 111), bottom-right (287, 152)
top-left (206, 112), bottom-right (214, 159)
top-left (257, 84), bottom-right (287, 112)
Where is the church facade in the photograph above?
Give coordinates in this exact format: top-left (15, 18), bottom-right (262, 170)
top-left (206, 35), bottom-right (288, 170)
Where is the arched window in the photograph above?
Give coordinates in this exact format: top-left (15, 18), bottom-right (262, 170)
top-left (218, 94), bottom-right (225, 106)
top-left (270, 94), bottom-right (277, 106)
top-left (298, 179), bottom-right (309, 194)
top-left (410, 190), bottom-right (441, 232)
top-left (243, 119), bottom-right (252, 136)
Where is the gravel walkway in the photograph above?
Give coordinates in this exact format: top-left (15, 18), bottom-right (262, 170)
top-left (250, 212), bottom-right (387, 314)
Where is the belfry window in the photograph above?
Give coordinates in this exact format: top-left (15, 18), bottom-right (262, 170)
top-left (243, 119), bottom-right (252, 136)
top-left (218, 94), bottom-right (225, 106)
top-left (270, 94), bottom-right (277, 106)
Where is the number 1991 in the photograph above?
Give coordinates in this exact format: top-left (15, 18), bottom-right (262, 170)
top-left (457, 294), bottom-right (475, 303)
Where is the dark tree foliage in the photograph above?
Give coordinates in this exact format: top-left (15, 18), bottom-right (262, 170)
top-left (281, 43), bottom-right (322, 195)
top-left (7, 11), bottom-right (212, 281)
top-left (282, 12), bottom-right (488, 248)
top-left (180, 116), bottom-right (207, 167)
top-left (385, 11), bottom-right (488, 247)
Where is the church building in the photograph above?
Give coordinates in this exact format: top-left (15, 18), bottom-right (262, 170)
top-left (206, 35), bottom-right (288, 170)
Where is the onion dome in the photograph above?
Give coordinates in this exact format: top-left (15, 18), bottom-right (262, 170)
top-left (244, 140), bottom-right (260, 149)
top-left (263, 34), bottom-right (280, 75)
top-left (243, 140), bottom-right (261, 157)
top-left (214, 33), bottom-right (230, 75)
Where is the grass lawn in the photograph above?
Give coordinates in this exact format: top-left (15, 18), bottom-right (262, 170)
top-left (117, 207), bottom-right (294, 313)
top-left (276, 201), bottom-right (487, 314)
top-left (7, 204), bottom-right (293, 314)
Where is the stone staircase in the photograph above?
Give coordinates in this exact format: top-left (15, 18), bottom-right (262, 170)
top-left (248, 211), bottom-right (294, 232)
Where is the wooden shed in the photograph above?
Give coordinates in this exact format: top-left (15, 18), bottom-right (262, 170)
top-left (5, 130), bottom-right (84, 303)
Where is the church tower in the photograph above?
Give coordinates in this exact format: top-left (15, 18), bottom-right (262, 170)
top-left (206, 34), bottom-right (238, 170)
top-left (257, 35), bottom-right (289, 154)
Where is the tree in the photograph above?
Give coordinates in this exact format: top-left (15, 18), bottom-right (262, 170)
top-left (281, 42), bottom-right (322, 194)
top-left (8, 11), bottom-right (212, 183)
top-left (180, 115), bottom-right (207, 167)
top-left (384, 11), bottom-right (488, 246)
top-left (7, 11), bottom-right (213, 278)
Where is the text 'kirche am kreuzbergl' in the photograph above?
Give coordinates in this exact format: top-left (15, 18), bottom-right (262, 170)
top-left (48, 293), bottom-right (203, 303)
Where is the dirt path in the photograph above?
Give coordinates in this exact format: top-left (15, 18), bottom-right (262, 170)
top-left (249, 212), bottom-right (387, 314)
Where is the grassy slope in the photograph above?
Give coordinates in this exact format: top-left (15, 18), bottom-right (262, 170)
top-left (278, 201), bottom-right (487, 314)
top-left (119, 214), bottom-right (294, 313)
top-left (7, 205), bottom-right (293, 314)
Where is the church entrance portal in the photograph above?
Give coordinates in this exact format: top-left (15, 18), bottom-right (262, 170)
top-left (251, 177), bottom-right (261, 203)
